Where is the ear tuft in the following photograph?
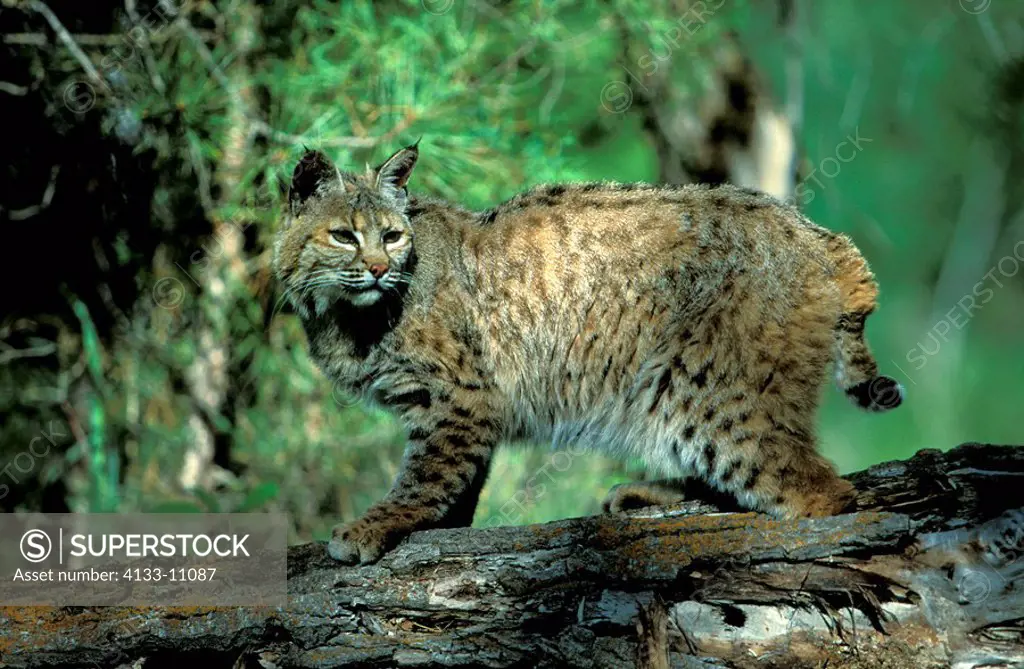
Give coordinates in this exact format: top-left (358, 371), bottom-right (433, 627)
top-left (374, 144), bottom-right (419, 205)
top-left (289, 150), bottom-right (340, 212)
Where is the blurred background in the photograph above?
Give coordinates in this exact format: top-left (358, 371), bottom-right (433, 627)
top-left (1, 0), bottom-right (1022, 543)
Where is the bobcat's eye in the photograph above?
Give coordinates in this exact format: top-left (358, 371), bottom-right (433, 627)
top-left (382, 230), bottom-right (403, 245)
top-left (330, 230), bottom-right (359, 246)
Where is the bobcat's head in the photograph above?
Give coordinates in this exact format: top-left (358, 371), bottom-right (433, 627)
top-left (273, 144), bottom-right (419, 317)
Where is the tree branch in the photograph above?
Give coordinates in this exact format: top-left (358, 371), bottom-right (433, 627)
top-left (26, 0), bottom-right (112, 96)
top-left (2, 443), bottom-right (1022, 668)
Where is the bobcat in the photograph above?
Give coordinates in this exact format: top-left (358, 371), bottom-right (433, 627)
top-left (273, 144), bottom-right (903, 564)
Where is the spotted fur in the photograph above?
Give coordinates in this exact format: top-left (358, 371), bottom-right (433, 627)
top-left (273, 145), bottom-right (902, 564)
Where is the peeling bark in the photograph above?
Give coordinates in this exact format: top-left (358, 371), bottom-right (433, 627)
top-left (1, 443), bottom-right (1022, 668)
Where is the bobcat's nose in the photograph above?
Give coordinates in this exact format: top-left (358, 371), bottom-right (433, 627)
top-left (367, 263), bottom-right (389, 279)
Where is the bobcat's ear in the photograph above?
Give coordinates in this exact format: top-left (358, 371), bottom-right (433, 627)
top-left (374, 142), bottom-right (419, 208)
top-left (289, 149), bottom-right (340, 213)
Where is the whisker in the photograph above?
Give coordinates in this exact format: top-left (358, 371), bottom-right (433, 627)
top-left (266, 262), bottom-right (399, 329)
top-left (303, 269), bottom-right (346, 282)
top-left (266, 276), bottom-right (351, 328)
top-left (267, 285), bottom-right (312, 328)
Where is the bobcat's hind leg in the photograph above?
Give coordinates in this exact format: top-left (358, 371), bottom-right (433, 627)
top-left (773, 450), bottom-right (857, 518)
top-left (708, 424), bottom-right (856, 519)
top-left (602, 479), bottom-right (688, 513)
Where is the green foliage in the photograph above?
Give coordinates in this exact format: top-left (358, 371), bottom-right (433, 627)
top-left (71, 300), bottom-right (119, 513)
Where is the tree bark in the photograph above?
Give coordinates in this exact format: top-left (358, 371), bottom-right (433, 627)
top-left (2, 443), bottom-right (1022, 668)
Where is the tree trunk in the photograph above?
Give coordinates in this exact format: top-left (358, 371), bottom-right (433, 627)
top-left (2, 443), bottom-right (1022, 668)
top-left (179, 2), bottom-right (260, 494)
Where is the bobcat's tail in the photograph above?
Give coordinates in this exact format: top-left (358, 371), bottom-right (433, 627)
top-left (827, 232), bottom-right (904, 412)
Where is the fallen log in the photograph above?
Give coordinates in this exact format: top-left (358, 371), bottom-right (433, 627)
top-left (1, 443), bottom-right (1022, 668)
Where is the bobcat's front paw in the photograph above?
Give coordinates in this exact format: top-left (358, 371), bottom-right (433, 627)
top-left (327, 518), bottom-right (392, 565)
top-left (327, 507), bottom-right (429, 565)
